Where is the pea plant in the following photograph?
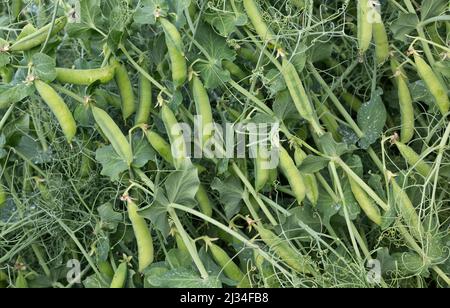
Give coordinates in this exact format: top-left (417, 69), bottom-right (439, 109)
top-left (0, 0), bottom-right (449, 289)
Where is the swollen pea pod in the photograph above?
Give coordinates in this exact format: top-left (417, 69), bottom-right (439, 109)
top-left (35, 80), bottom-right (77, 143)
top-left (255, 225), bottom-right (312, 274)
top-left (279, 146), bottom-right (306, 205)
top-left (413, 53), bottom-right (449, 115)
top-left (110, 262), bottom-right (127, 288)
top-left (253, 250), bottom-right (280, 288)
top-left (10, 16), bottom-right (67, 52)
top-left (135, 66), bottom-right (153, 126)
top-left (159, 17), bottom-right (187, 88)
top-left (312, 95), bottom-right (341, 141)
top-left (0, 270), bottom-right (8, 288)
top-left (341, 91), bottom-right (362, 112)
top-left (206, 239), bottom-right (251, 288)
top-left (91, 106), bottom-right (133, 166)
top-left (281, 58), bottom-right (321, 134)
top-left (12, 0), bottom-right (23, 20)
top-left (391, 59), bottom-right (415, 143)
top-left (391, 179), bottom-right (424, 240)
top-left (145, 129), bottom-right (213, 217)
top-left (223, 60), bottom-right (247, 81)
top-left (349, 178), bottom-right (382, 225)
top-left (255, 146), bottom-right (270, 192)
top-left (243, 0), bottom-right (277, 46)
top-left (372, 13), bottom-right (389, 64)
top-left (357, 0), bottom-right (373, 54)
top-left (15, 272), bottom-right (28, 288)
top-left (394, 141), bottom-right (432, 178)
top-left (195, 185), bottom-right (213, 218)
top-left (112, 60), bottom-right (136, 120)
top-left (302, 174), bottom-right (319, 207)
top-left (161, 104), bottom-right (189, 169)
top-left (97, 260), bottom-right (114, 280)
top-left (192, 75), bottom-right (213, 146)
top-left (55, 64), bottom-right (116, 86)
top-left (146, 130), bottom-right (175, 165)
top-left (293, 147), bottom-right (319, 206)
top-left (0, 182), bottom-right (6, 208)
top-left (127, 199), bottom-right (154, 272)
top-left (0, 66), bottom-right (14, 84)
top-left (95, 89), bottom-right (122, 109)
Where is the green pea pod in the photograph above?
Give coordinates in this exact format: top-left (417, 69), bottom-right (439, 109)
top-left (55, 65), bottom-right (116, 85)
top-left (237, 47), bottom-right (260, 64)
top-left (0, 66), bottom-right (14, 84)
top-left (255, 225), bottom-right (312, 274)
top-left (243, 0), bottom-right (277, 46)
top-left (255, 147), bottom-right (270, 192)
top-left (372, 19), bottom-right (389, 64)
top-left (391, 59), bottom-right (415, 143)
top-left (110, 262), bottom-right (127, 288)
top-left (391, 179), bottom-right (424, 240)
top-left (98, 261), bottom-right (114, 280)
top-left (341, 91), bottom-right (362, 112)
top-left (413, 53), bottom-right (449, 115)
top-left (135, 68), bottom-right (153, 126)
top-left (223, 60), bottom-right (247, 81)
top-left (161, 104), bottom-right (189, 169)
top-left (279, 146), bottom-right (306, 205)
top-left (349, 178), bottom-right (382, 225)
top-left (282, 58), bottom-right (321, 133)
top-left (312, 95), bottom-right (340, 141)
top-left (95, 89), bottom-right (122, 109)
top-left (12, 0), bottom-right (24, 20)
top-left (253, 250), bottom-right (280, 288)
top-left (15, 272), bottom-right (28, 288)
top-left (357, 0), bottom-right (373, 53)
top-left (10, 16), bottom-right (67, 52)
top-left (127, 199), bottom-right (154, 272)
top-left (207, 241), bottom-right (251, 288)
top-left (192, 75), bottom-right (213, 146)
top-left (0, 181), bottom-right (6, 208)
top-left (394, 141), bottom-right (432, 178)
top-left (303, 174), bottom-right (319, 207)
top-left (195, 185), bottom-right (213, 218)
top-left (160, 18), bottom-right (187, 88)
top-left (146, 130), bottom-right (174, 165)
top-left (35, 80), bottom-right (77, 143)
top-left (112, 60), bottom-right (136, 120)
top-left (91, 106), bottom-right (133, 166)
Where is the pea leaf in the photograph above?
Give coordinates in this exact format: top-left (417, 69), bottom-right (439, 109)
top-left (391, 13), bottom-right (418, 42)
top-left (97, 202), bottom-right (122, 233)
top-left (0, 39), bottom-right (10, 68)
top-left (83, 274), bottom-right (110, 288)
top-left (165, 165), bottom-right (200, 207)
top-left (421, 0), bottom-right (448, 20)
top-left (194, 23), bottom-right (234, 89)
top-left (134, 0), bottom-right (169, 25)
top-left (66, 0), bottom-right (103, 38)
top-left (357, 90), bottom-right (387, 149)
top-left (0, 83), bottom-right (33, 109)
top-left (211, 176), bottom-right (244, 219)
top-left (318, 133), bottom-right (349, 157)
top-left (131, 134), bottom-right (155, 168)
top-left (95, 145), bottom-right (128, 181)
top-left (32, 53), bottom-right (56, 82)
top-left (273, 90), bottom-right (298, 121)
top-left (140, 189), bottom-right (171, 236)
top-left (204, 8), bottom-right (248, 37)
top-left (298, 156), bottom-right (330, 173)
top-left (146, 267), bottom-right (221, 288)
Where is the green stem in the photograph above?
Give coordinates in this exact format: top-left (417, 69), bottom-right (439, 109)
top-left (52, 84), bottom-right (86, 104)
top-left (232, 162), bottom-right (278, 226)
top-left (168, 207), bottom-right (209, 279)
